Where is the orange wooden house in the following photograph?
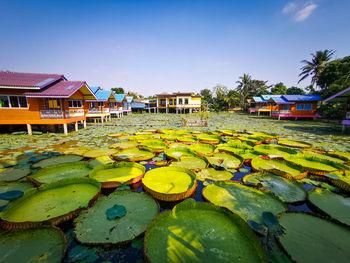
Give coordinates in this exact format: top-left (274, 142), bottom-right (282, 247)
top-left (269, 95), bottom-right (322, 120)
top-left (0, 71), bottom-right (97, 135)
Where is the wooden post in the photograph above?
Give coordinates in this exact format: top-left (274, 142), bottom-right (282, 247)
top-left (101, 116), bottom-right (104, 123)
top-left (83, 120), bottom-right (87, 129)
top-left (26, 124), bottom-right (32, 135)
top-left (63, 123), bottom-right (68, 135)
top-left (278, 115), bottom-right (280, 120)
top-left (94, 118), bottom-right (96, 124)
top-left (75, 122), bottom-right (78, 131)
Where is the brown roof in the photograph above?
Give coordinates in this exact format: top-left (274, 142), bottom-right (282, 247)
top-left (25, 81), bottom-right (88, 98)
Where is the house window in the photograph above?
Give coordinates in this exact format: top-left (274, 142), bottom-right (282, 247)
top-left (68, 100), bottom-right (82, 108)
top-left (296, 104), bottom-right (312, 110)
top-left (296, 104), bottom-right (303, 110)
top-left (0, 95), bottom-right (27, 108)
top-left (160, 99), bottom-right (166, 105)
top-left (179, 98), bottom-right (183, 104)
top-left (45, 98), bottom-right (61, 109)
top-left (169, 99), bottom-right (173, 105)
top-left (98, 102), bottom-right (104, 107)
top-left (283, 104), bottom-right (290, 110)
top-left (185, 98), bottom-right (189, 105)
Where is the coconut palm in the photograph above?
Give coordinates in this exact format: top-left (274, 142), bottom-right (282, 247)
top-left (236, 73), bottom-right (253, 110)
top-left (298, 49), bottom-right (335, 89)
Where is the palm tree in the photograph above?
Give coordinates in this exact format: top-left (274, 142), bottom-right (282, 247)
top-left (236, 73), bottom-right (253, 110)
top-left (298, 49), bottom-right (335, 89)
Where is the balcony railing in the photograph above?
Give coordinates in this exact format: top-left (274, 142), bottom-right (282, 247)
top-left (40, 110), bottom-right (64, 119)
top-left (88, 108), bottom-right (101, 114)
top-left (66, 109), bottom-right (84, 118)
top-left (102, 108), bottom-right (110, 113)
top-left (272, 110), bottom-right (291, 115)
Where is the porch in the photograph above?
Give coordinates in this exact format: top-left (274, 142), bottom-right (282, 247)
top-left (86, 108), bottom-right (111, 123)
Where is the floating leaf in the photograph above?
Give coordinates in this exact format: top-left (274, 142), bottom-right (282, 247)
top-left (106, 204), bottom-right (127, 220)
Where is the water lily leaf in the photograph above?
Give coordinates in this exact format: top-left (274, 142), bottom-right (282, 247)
top-left (117, 184), bottom-right (131, 190)
top-left (0, 190), bottom-right (23, 200)
top-left (106, 204), bottom-right (127, 220)
top-left (239, 168), bottom-right (249, 173)
top-left (131, 237), bottom-right (144, 249)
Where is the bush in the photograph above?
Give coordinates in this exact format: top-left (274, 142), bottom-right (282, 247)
top-left (317, 102), bottom-right (345, 119)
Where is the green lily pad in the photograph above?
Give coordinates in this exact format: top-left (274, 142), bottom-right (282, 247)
top-left (106, 204), bottom-right (127, 220)
top-left (302, 150), bottom-right (346, 164)
top-left (206, 152), bottom-right (244, 169)
top-left (169, 156), bottom-right (207, 170)
top-left (0, 167), bottom-right (31, 182)
top-left (164, 147), bottom-right (197, 161)
top-left (195, 168), bottom-right (233, 181)
top-left (89, 162), bottom-right (145, 188)
top-left (278, 139), bottom-right (312, 149)
top-left (0, 190), bottom-right (23, 200)
top-left (243, 172), bottom-right (307, 203)
top-left (144, 199), bottom-right (266, 262)
top-left (278, 213), bottom-right (350, 263)
top-left (74, 191), bottom-right (158, 244)
top-left (196, 134), bottom-right (222, 144)
top-left (140, 139), bottom-right (168, 151)
top-left (308, 188), bottom-right (350, 226)
top-left (251, 157), bottom-right (306, 179)
top-left (188, 143), bottom-right (216, 156)
top-left (28, 161), bottom-right (93, 185)
top-left (253, 144), bottom-right (298, 158)
top-left (83, 148), bottom-right (118, 158)
top-left (32, 154), bottom-right (83, 168)
top-left (330, 170), bottom-right (350, 191)
top-left (113, 147), bottom-right (155, 162)
top-left (0, 227), bottom-right (66, 263)
top-left (0, 178), bottom-right (101, 228)
top-left (109, 141), bottom-right (138, 150)
top-left (203, 181), bottom-right (288, 223)
top-left (327, 151), bottom-right (350, 162)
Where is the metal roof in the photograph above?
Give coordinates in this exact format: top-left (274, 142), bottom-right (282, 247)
top-left (261, 95), bottom-right (281, 101)
top-left (25, 81), bottom-right (89, 98)
top-left (271, 96), bottom-right (295, 104)
top-left (282, 95), bottom-right (322, 101)
top-left (114, 93), bottom-right (126, 102)
top-left (89, 86), bottom-right (100, 94)
top-left (126, 96), bottom-right (133, 103)
top-left (131, 102), bottom-right (145, 109)
top-left (253, 96), bottom-right (264, 102)
top-left (94, 90), bottom-right (112, 101)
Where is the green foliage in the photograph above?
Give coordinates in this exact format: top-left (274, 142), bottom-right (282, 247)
top-left (286, 86), bottom-right (306, 95)
top-left (111, 87), bottom-right (125, 94)
top-left (317, 102), bottom-right (345, 119)
top-left (271, 82), bottom-right (287, 94)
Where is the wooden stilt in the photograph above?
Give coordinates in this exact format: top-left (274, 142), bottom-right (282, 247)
top-left (83, 120), bottom-right (87, 129)
top-left (75, 122), bottom-right (78, 131)
top-left (26, 124), bottom-right (32, 135)
top-left (63, 123), bottom-right (68, 135)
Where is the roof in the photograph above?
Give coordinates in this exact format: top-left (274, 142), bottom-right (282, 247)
top-left (270, 97), bottom-right (295, 104)
top-left (131, 102), bottom-right (145, 109)
top-left (114, 93), bottom-right (126, 102)
top-left (25, 81), bottom-right (89, 98)
top-left (94, 90), bottom-right (112, 101)
top-left (0, 71), bottom-right (65, 89)
top-left (282, 95), bottom-right (322, 102)
top-left (261, 95), bottom-right (281, 101)
top-left (324, 87), bottom-right (350, 103)
top-left (253, 96), bottom-right (264, 103)
top-left (126, 96), bottom-right (133, 103)
top-left (89, 86), bottom-right (100, 94)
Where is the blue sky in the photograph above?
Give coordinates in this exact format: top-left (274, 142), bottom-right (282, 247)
top-left (1, 0), bottom-right (349, 96)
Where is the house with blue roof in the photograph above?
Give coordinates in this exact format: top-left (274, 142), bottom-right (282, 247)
top-left (248, 95), bottom-right (280, 115)
top-left (269, 94), bottom-right (322, 120)
top-left (85, 87), bottom-right (120, 121)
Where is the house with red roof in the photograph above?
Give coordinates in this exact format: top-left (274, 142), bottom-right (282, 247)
top-left (0, 71), bottom-right (97, 134)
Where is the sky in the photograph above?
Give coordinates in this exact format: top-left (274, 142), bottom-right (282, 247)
top-left (1, 0), bottom-right (350, 96)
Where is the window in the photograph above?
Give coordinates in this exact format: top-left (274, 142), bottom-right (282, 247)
top-left (98, 102), bottom-right (104, 107)
top-left (68, 100), bottom-right (82, 108)
top-left (160, 99), bottom-right (166, 105)
top-left (89, 102), bottom-right (96, 108)
top-left (0, 95), bottom-right (27, 108)
top-left (110, 102), bottom-right (117, 107)
top-left (45, 98), bottom-right (61, 109)
top-left (283, 104), bottom-right (290, 110)
top-left (169, 99), bottom-right (173, 105)
top-left (296, 104), bottom-right (312, 110)
top-left (184, 98), bottom-right (189, 105)
top-left (179, 98), bottom-right (183, 104)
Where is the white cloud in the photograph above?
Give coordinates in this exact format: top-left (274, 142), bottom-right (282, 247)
top-left (294, 3), bottom-right (318, 21)
top-left (282, 2), bottom-right (297, 14)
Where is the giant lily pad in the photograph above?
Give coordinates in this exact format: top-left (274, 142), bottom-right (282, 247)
top-left (164, 147), bottom-right (197, 161)
top-left (176, 136), bottom-right (198, 144)
top-left (196, 134), bottom-right (221, 144)
top-left (0, 167), bottom-right (31, 182)
top-left (113, 147), bottom-right (155, 162)
top-left (144, 199), bottom-right (266, 263)
top-left (109, 141), bottom-right (138, 150)
top-left (188, 143), bottom-right (216, 156)
top-left (140, 139), bottom-right (168, 152)
top-left (89, 162), bottom-right (145, 188)
top-left (251, 156), bottom-right (307, 180)
top-left (0, 177), bottom-right (101, 230)
top-left (284, 154), bottom-right (349, 175)
top-left (330, 170), bottom-right (350, 191)
top-left (28, 161), bottom-right (93, 185)
top-left (206, 152), bottom-right (244, 169)
top-left (302, 150), bottom-right (346, 163)
top-left (327, 151), bottom-right (350, 163)
top-left (203, 181), bottom-right (288, 223)
top-left (169, 156), bottom-right (208, 171)
top-left (243, 172), bottom-right (307, 203)
top-left (32, 154), bottom-right (83, 169)
top-left (253, 144), bottom-right (298, 158)
top-left (278, 139), bottom-right (312, 149)
top-left (83, 149), bottom-right (118, 158)
top-left (74, 190), bottom-right (158, 245)
top-left (196, 168), bottom-right (233, 181)
top-left (308, 188), bottom-right (350, 226)
top-left (278, 213), bottom-right (350, 263)
top-left (142, 167), bottom-right (197, 201)
top-left (0, 227), bottom-right (66, 263)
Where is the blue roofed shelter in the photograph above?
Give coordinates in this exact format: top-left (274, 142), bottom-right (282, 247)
top-left (248, 95), bottom-right (280, 115)
top-left (85, 87), bottom-right (118, 121)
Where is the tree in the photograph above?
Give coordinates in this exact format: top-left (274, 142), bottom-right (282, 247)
top-left (212, 85), bottom-right (229, 111)
top-left (224, 90), bottom-right (240, 109)
top-left (286, 86), bottom-right (306, 95)
top-left (298, 49), bottom-right (335, 89)
top-left (252, 80), bottom-right (271, 96)
top-left (111, 87), bottom-right (125, 94)
top-left (271, 82), bottom-right (287, 94)
top-left (235, 73), bottom-right (253, 110)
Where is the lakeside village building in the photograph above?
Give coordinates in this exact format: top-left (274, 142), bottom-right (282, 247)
top-left (0, 71), bottom-right (133, 135)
